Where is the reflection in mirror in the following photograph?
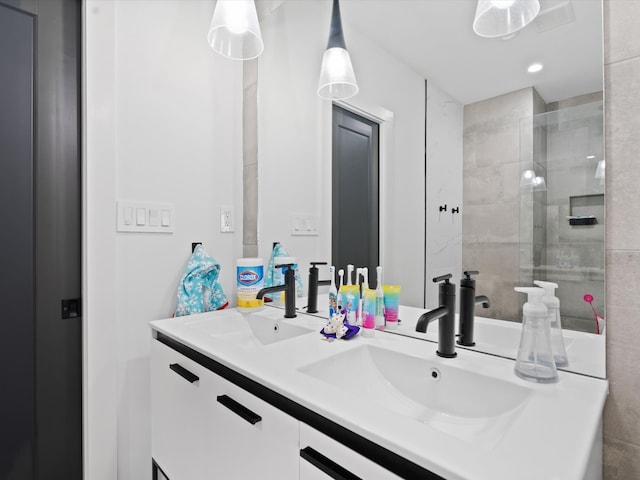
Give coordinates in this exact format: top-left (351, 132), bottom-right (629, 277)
top-left (519, 100), bottom-right (605, 334)
top-left (255, 0), bottom-right (604, 378)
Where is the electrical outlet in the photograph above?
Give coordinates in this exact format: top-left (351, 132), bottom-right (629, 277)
top-left (220, 206), bottom-right (234, 233)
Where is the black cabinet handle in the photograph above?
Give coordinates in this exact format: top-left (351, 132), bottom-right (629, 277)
top-left (300, 446), bottom-right (361, 480)
top-left (217, 394), bottom-right (262, 425)
top-left (169, 363), bottom-right (199, 383)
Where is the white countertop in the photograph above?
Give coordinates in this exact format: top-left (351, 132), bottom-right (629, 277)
top-left (277, 297), bottom-right (606, 379)
top-left (150, 307), bottom-right (608, 480)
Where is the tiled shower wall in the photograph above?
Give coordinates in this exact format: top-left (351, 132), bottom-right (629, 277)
top-left (462, 87), bottom-right (546, 322)
top-left (603, 1), bottom-right (640, 478)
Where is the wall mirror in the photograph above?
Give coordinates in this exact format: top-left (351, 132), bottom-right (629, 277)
top-left (254, 0), bottom-right (604, 378)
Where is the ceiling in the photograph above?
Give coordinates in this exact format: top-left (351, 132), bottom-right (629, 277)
top-left (339, 0), bottom-right (603, 105)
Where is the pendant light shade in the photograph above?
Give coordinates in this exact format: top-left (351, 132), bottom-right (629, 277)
top-left (318, 0), bottom-right (359, 100)
top-left (473, 0), bottom-right (541, 38)
top-left (208, 0), bottom-right (263, 60)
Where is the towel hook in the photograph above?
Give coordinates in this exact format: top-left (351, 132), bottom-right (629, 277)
top-left (439, 205), bottom-right (447, 212)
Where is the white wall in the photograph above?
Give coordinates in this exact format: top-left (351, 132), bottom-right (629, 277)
top-left (84, 1), bottom-right (243, 478)
top-left (425, 82), bottom-right (464, 308)
top-left (257, 1), bottom-right (428, 306)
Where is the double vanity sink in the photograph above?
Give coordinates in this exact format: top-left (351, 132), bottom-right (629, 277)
top-left (151, 306), bottom-right (607, 479)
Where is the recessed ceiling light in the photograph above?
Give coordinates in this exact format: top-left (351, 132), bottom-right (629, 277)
top-left (527, 62), bottom-right (543, 73)
top-left (586, 155), bottom-right (596, 159)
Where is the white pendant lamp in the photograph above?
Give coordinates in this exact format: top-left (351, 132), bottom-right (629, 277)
top-left (318, 0), bottom-right (359, 100)
top-left (208, 0), bottom-right (264, 60)
top-left (473, 0), bottom-right (541, 38)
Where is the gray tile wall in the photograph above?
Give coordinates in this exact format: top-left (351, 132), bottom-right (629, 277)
top-left (603, 1), bottom-right (640, 477)
top-left (463, 88), bottom-right (540, 321)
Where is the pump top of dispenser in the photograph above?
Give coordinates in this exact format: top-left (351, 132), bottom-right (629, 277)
top-left (514, 287), bottom-right (547, 317)
top-left (533, 280), bottom-right (560, 307)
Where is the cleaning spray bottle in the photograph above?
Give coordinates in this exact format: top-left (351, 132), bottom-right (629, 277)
top-left (514, 287), bottom-right (558, 383)
top-left (328, 266), bottom-right (338, 318)
top-left (534, 280), bottom-right (569, 368)
top-left (375, 266), bottom-right (385, 329)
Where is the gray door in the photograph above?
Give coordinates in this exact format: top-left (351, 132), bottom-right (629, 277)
top-left (0, 1), bottom-right (82, 478)
top-left (332, 105), bottom-right (380, 282)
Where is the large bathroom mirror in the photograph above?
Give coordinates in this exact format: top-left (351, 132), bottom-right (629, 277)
top-left (254, 0), bottom-right (604, 377)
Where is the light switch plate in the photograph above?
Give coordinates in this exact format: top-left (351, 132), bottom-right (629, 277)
top-left (117, 201), bottom-right (175, 233)
top-left (291, 213), bottom-right (319, 236)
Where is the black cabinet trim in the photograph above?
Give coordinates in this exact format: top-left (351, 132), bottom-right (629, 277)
top-left (155, 332), bottom-right (444, 480)
top-left (217, 394), bottom-right (262, 425)
top-left (300, 446), bottom-right (361, 480)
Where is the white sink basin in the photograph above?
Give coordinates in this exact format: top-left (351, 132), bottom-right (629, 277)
top-left (299, 344), bottom-right (533, 445)
top-left (184, 309), bottom-right (315, 347)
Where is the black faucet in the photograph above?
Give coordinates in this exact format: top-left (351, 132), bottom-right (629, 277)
top-left (256, 263), bottom-right (297, 318)
top-left (306, 262), bottom-right (332, 314)
top-left (458, 270), bottom-right (490, 347)
top-left (415, 274), bottom-right (457, 358)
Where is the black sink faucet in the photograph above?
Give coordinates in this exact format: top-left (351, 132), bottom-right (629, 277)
top-left (306, 262), bottom-right (332, 314)
top-left (256, 263), bottom-right (297, 318)
top-left (458, 270), bottom-right (490, 347)
top-left (415, 274), bottom-right (457, 358)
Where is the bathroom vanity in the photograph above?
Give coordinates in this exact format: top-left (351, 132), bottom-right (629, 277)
top-left (150, 307), bottom-right (607, 480)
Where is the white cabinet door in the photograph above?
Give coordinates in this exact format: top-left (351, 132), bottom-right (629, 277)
top-left (299, 423), bottom-right (402, 480)
top-left (210, 375), bottom-right (299, 479)
top-left (151, 340), bottom-right (215, 480)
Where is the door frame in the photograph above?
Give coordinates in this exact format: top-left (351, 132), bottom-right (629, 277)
top-left (323, 98), bottom-right (394, 273)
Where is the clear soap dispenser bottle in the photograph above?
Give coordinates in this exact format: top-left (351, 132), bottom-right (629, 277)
top-left (534, 280), bottom-right (568, 368)
top-left (514, 287), bottom-right (558, 383)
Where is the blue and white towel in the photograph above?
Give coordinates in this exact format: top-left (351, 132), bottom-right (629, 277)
top-left (175, 244), bottom-right (228, 317)
top-left (263, 242), bottom-right (304, 299)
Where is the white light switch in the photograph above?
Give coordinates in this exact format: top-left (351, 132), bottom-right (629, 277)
top-left (117, 201), bottom-right (175, 233)
top-left (161, 209), bottom-right (171, 227)
top-left (136, 208), bottom-right (146, 226)
top-left (149, 208), bottom-right (160, 227)
top-left (124, 207), bottom-right (133, 225)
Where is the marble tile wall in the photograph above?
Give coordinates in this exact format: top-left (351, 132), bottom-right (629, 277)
top-left (603, 1), bottom-right (640, 477)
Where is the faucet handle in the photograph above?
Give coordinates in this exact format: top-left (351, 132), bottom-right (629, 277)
top-left (310, 261), bottom-right (328, 268)
top-left (463, 270), bottom-right (479, 279)
top-left (275, 263), bottom-right (295, 270)
top-left (432, 274), bottom-right (452, 283)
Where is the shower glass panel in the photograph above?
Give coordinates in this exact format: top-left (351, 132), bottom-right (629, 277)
top-left (519, 101), bottom-right (605, 333)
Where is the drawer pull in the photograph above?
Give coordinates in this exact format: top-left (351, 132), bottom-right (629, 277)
top-left (217, 394), bottom-right (262, 425)
top-left (300, 446), bottom-right (361, 480)
top-left (169, 363), bottom-right (199, 383)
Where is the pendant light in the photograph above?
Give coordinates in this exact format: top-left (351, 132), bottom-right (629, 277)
top-left (208, 0), bottom-right (264, 60)
top-left (317, 0), bottom-right (359, 100)
top-left (473, 0), bottom-right (541, 38)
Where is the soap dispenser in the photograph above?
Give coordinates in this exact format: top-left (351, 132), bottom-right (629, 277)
top-left (533, 280), bottom-right (569, 368)
top-left (514, 287), bottom-right (558, 383)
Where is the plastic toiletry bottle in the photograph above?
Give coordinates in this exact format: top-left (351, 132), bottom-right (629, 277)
top-left (237, 258), bottom-right (264, 311)
top-left (534, 280), bottom-right (569, 368)
top-left (328, 266), bottom-right (338, 318)
top-left (375, 266), bottom-right (385, 329)
top-left (514, 287), bottom-right (558, 383)
top-left (361, 288), bottom-right (376, 337)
